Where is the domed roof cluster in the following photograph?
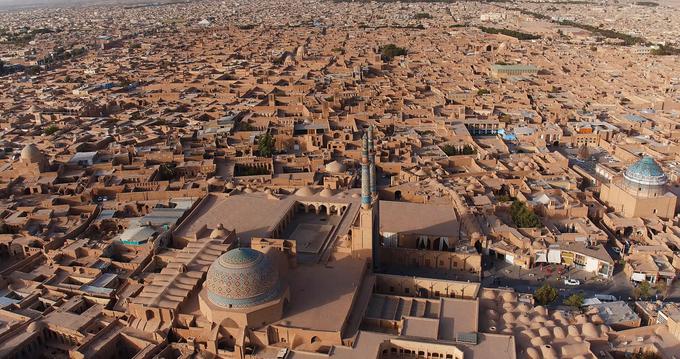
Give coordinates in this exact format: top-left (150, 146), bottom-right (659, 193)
top-left (205, 248), bottom-right (281, 308)
top-left (624, 156), bottom-right (667, 186)
top-left (480, 288), bottom-right (611, 358)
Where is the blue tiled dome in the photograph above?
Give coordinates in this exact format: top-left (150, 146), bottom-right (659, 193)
top-left (624, 156), bottom-right (667, 186)
top-left (205, 248), bottom-right (281, 308)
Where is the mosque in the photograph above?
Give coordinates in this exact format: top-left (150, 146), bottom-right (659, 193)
top-left (121, 127), bottom-right (505, 358)
top-left (600, 156), bottom-right (677, 219)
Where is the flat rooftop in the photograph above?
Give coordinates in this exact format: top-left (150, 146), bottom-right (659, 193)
top-left (277, 256), bottom-right (367, 333)
top-left (379, 200), bottom-right (459, 238)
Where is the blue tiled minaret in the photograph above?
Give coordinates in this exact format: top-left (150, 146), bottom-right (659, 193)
top-left (361, 134), bottom-right (371, 208)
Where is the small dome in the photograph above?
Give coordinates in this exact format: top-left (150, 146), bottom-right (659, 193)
top-left (567, 325), bottom-right (580, 337)
top-left (518, 314), bottom-right (532, 325)
top-left (21, 144), bottom-right (45, 163)
top-left (205, 248), bottom-right (281, 308)
top-left (532, 315), bottom-right (547, 323)
top-left (295, 186), bottom-right (315, 197)
top-left (208, 177), bottom-right (225, 186)
top-left (502, 291), bottom-right (517, 303)
top-left (541, 345), bottom-right (558, 359)
top-left (517, 302), bottom-right (531, 312)
top-left (526, 347), bottom-right (540, 359)
top-left (538, 327), bottom-right (552, 338)
top-left (481, 289), bottom-right (497, 300)
top-left (533, 305), bottom-right (547, 316)
top-left (522, 329), bottom-right (537, 339)
top-left (530, 336), bottom-right (545, 347)
top-left (581, 322), bottom-right (599, 338)
top-left (414, 168), bottom-right (427, 177)
top-left (553, 326), bottom-right (566, 339)
top-left (319, 188), bottom-right (335, 197)
top-left (210, 224), bottom-right (229, 239)
top-left (486, 308), bottom-right (498, 319)
top-left (624, 156), bottom-right (667, 186)
top-left (502, 312), bottom-right (516, 323)
top-left (530, 322), bottom-right (543, 329)
top-left (600, 324), bottom-right (610, 334)
top-left (27, 321), bottom-right (45, 333)
top-left (325, 161), bottom-right (346, 174)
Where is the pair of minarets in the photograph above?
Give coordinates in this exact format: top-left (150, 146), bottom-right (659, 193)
top-left (361, 126), bottom-right (377, 209)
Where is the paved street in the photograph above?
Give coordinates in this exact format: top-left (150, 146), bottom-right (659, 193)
top-left (482, 258), bottom-right (638, 304)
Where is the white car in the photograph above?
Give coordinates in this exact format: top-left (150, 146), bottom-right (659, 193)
top-left (564, 279), bottom-right (581, 286)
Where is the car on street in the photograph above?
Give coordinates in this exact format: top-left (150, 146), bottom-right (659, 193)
top-left (564, 279), bottom-right (581, 286)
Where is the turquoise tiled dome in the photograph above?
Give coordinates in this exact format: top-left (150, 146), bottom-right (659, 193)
top-left (205, 248), bottom-right (281, 308)
top-left (624, 156), bottom-right (667, 186)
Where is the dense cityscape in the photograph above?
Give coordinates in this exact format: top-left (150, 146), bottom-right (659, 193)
top-left (0, 0), bottom-right (680, 358)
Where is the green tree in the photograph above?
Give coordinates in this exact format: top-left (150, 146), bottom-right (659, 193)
top-left (157, 164), bottom-right (176, 181)
top-left (477, 88), bottom-right (491, 96)
top-left (44, 125), bottom-right (58, 135)
top-left (534, 284), bottom-right (558, 305)
top-left (631, 350), bottom-right (662, 359)
top-left (441, 144), bottom-right (476, 156)
top-left (257, 132), bottom-right (276, 157)
top-left (564, 293), bottom-right (584, 309)
top-left (634, 281), bottom-right (652, 300)
top-left (655, 280), bottom-right (668, 299)
top-left (510, 200), bottom-right (542, 228)
top-left (379, 44), bottom-right (407, 61)
top-left (0, 221), bottom-right (14, 234)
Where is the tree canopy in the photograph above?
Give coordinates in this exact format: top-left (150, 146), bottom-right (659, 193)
top-left (380, 44), bottom-right (408, 61)
top-left (564, 293), bottom-right (584, 309)
top-left (534, 284), bottom-right (558, 305)
top-left (510, 200), bottom-right (542, 228)
top-left (257, 132), bottom-right (276, 157)
top-left (634, 281), bottom-right (652, 300)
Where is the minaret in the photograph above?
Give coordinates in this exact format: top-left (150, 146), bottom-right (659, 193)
top-left (352, 131), bottom-right (379, 269)
top-left (368, 126), bottom-right (377, 196)
top-left (361, 134), bottom-right (371, 208)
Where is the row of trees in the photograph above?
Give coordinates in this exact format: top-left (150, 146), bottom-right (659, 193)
top-left (441, 144), bottom-right (477, 156)
top-left (478, 26), bottom-right (541, 40)
top-left (534, 280), bottom-right (661, 307)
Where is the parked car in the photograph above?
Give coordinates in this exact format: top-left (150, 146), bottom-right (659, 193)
top-left (564, 278), bottom-right (581, 286)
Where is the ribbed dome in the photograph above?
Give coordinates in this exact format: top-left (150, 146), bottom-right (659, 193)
top-left (624, 156), bottom-right (667, 186)
top-left (21, 144), bottom-right (44, 163)
top-left (205, 248), bottom-right (281, 308)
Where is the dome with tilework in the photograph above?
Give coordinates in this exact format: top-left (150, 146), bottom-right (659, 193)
top-left (205, 248), bottom-right (281, 308)
top-left (624, 156), bottom-right (667, 186)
